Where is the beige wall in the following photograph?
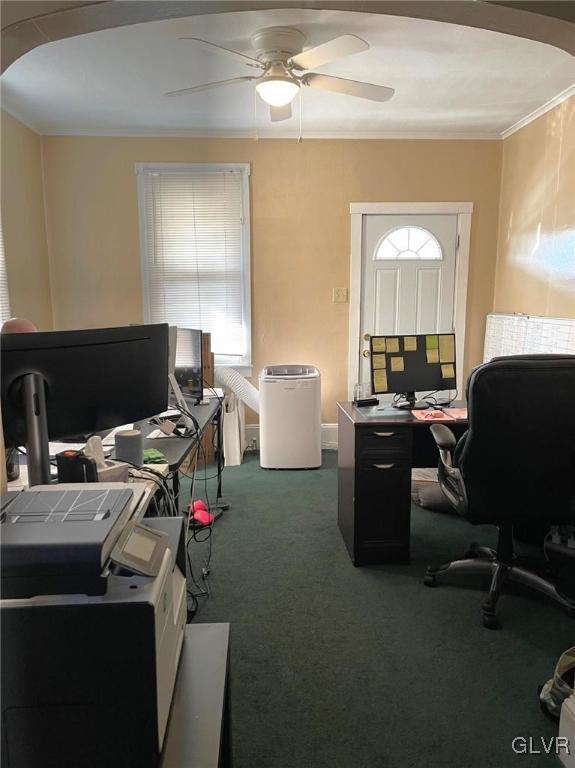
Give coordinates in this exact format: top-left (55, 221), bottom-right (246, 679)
top-left (3, 103), bottom-right (572, 421)
top-left (41, 135), bottom-right (502, 422)
top-left (0, 110), bottom-right (52, 329)
top-left (494, 96), bottom-right (575, 317)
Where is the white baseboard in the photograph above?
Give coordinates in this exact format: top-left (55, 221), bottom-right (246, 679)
top-left (321, 423), bottom-right (338, 450)
top-left (245, 423), bottom-right (338, 451)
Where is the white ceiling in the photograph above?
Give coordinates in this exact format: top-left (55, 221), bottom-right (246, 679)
top-left (1, 8), bottom-right (574, 138)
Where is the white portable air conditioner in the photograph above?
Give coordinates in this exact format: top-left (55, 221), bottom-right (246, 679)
top-left (259, 365), bottom-right (321, 469)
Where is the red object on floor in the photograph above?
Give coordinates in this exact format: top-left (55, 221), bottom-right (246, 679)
top-left (188, 499), bottom-right (213, 526)
top-left (190, 508), bottom-right (215, 526)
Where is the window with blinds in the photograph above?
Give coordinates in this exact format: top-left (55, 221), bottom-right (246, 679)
top-left (137, 163), bottom-right (251, 367)
top-left (0, 223), bottom-right (11, 323)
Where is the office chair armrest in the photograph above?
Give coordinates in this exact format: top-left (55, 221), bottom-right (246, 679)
top-left (430, 423), bottom-right (467, 513)
top-left (430, 424), bottom-right (457, 451)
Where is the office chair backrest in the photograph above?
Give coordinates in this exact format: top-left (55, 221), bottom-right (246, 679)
top-left (459, 355), bottom-right (575, 525)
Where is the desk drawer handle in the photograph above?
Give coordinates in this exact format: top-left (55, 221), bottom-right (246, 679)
top-left (372, 431), bottom-right (395, 438)
top-left (373, 463), bottom-right (395, 470)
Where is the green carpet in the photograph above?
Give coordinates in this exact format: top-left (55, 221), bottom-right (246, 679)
top-left (184, 452), bottom-right (572, 768)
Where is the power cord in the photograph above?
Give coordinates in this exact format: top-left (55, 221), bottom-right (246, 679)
top-left (128, 464), bottom-right (178, 517)
top-left (185, 436), bottom-right (215, 618)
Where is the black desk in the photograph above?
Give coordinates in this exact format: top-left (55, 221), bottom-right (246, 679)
top-left (337, 401), bottom-right (468, 566)
top-left (138, 397), bottom-right (223, 511)
top-left (161, 623), bottom-right (231, 768)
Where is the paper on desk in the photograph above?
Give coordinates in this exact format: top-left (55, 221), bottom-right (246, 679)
top-left (147, 429), bottom-right (178, 439)
top-left (49, 442), bottom-right (87, 456)
top-left (49, 442), bottom-right (113, 458)
top-left (444, 408), bottom-right (468, 420)
top-left (411, 410), bottom-right (455, 421)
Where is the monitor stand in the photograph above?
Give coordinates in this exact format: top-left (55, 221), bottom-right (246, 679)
top-left (168, 374), bottom-right (197, 434)
top-left (22, 373), bottom-right (52, 486)
top-left (392, 391), bottom-right (431, 411)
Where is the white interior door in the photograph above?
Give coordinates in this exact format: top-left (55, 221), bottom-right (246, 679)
top-left (360, 213), bottom-right (458, 399)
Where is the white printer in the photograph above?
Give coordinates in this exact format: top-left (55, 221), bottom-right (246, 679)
top-left (1, 483), bottom-right (187, 768)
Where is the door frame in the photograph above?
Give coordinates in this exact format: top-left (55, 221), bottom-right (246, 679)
top-left (348, 202), bottom-right (473, 399)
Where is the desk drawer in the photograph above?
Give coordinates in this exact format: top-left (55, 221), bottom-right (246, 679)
top-left (358, 453), bottom-right (411, 470)
top-left (356, 467), bottom-right (411, 551)
top-left (357, 428), bottom-right (411, 461)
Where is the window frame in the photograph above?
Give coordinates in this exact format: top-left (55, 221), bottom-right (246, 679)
top-left (374, 225), bottom-right (443, 261)
top-left (0, 222), bottom-right (11, 323)
top-left (136, 162), bottom-right (252, 372)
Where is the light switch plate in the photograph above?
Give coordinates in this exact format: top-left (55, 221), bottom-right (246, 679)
top-left (332, 287), bottom-right (349, 303)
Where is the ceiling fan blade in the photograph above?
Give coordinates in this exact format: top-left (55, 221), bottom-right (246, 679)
top-left (303, 73), bottom-right (394, 103)
top-left (289, 34), bottom-right (368, 71)
top-left (179, 37), bottom-right (264, 69)
top-left (270, 103), bottom-right (292, 122)
top-left (165, 76), bottom-right (256, 97)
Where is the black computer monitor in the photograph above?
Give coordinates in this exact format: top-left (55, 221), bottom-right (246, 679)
top-left (1, 324), bottom-right (169, 485)
top-left (174, 328), bottom-right (203, 404)
top-left (369, 332), bottom-right (456, 409)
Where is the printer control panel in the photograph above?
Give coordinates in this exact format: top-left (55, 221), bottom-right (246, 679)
top-left (111, 520), bottom-right (169, 577)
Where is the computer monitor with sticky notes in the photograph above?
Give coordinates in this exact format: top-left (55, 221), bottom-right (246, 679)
top-left (369, 333), bottom-right (456, 409)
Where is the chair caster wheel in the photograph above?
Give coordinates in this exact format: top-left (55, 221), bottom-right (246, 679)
top-left (424, 573), bottom-right (436, 588)
top-left (482, 613), bottom-right (499, 630)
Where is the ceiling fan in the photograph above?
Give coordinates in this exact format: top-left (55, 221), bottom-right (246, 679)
top-left (165, 26), bottom-right (394, 122)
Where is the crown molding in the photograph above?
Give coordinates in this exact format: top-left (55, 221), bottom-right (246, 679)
top-left (40, 127), bottom-right (502, 140)
top-left (500, 84), bottom-right (575, 139)
top-left (7, 84), bottom-right (574, 142)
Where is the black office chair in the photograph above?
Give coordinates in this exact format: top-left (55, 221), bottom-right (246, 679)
top-left (425, 355), bottom-right (575, 629)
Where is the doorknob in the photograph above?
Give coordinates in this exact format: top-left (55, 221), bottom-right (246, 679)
top-left (362, 350), bottom-right (370, 358)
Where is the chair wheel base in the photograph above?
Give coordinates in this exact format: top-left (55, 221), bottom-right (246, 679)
top-left (424, 572), bottom-right (436, 587)
top-left (464, 542), bottom-right (496, 560)
top-left (425, 535), bottom-right (573, 629)
top-left (482, 612), bottom-right (500, 630)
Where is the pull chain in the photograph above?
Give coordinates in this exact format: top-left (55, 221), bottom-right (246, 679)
top-left (298, 88), bottom-right (303, 143)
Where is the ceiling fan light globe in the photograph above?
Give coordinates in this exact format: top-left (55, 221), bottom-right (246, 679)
top-left (256, 78), bottom-right (299, 107)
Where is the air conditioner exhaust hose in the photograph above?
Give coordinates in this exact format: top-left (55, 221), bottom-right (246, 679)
top-left (214, 366), bottom-right (260, 414)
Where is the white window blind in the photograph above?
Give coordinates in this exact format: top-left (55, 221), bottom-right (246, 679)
top-left (137, 163), bottom-right (251, 367)
top-left (0, 223), bottom-right (11, 323)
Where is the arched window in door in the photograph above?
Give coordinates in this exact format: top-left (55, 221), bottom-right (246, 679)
top-left (375, 226), bottom-right (443, 261)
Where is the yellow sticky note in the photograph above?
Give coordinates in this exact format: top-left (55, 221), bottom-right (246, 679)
top-left (386, 337), bottom-right (400, 353)
top-left (427, 348), bottom-right (439, 364)
top-left (372, 337), bottom-right (386, 353)
top-left (404, 336), bottom-right (417, 352)
top-left (372, 353), bottom-right (386, 370)
top-left (390, 356), bottom-right (404, 372)
top-left (439, 335), bottom-right (455, 363)
top-left (373, 369), bottom-right (388, 392)
top-left (426, 335), bottom-right (439, 350)
top-left (441, 364), bottom-right (455, 379)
